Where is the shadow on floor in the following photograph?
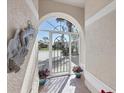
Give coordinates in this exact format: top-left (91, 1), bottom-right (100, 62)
top-left (39, 75), bottom-right (70, 93)
top-left (39, 75), bottom-right (91, 93)
top-left (38, 55), bottom-right (79, 71)
top-left (69, 75), bottom-right (91, 93)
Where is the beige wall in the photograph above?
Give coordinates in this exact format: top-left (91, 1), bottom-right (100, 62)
top-left (7, 0), bottom-right (39, 41)
top-left (7, 0), bottom-right (85, 93)
top-left (85, 0), bottom-right (113, 20)
top-left (7, 0), bottom-right (39, 93)
top-left (38, 0), bottom-right (84, 28)
top-left (86, 9), bottom-right (116, 90)
top-left (8, 0), bottom-right (116, 92)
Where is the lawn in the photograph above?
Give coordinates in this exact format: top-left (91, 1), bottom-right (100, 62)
top-left (39, 48), bottom-right (49, 51)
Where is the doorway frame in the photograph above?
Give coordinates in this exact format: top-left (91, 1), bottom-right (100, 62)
top-left (40, 30), bottom-right (80, 76)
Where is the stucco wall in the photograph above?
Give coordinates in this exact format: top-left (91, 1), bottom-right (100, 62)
top-left (7, 0), bottom-right (39, 41)
top-left (38, 0), bottom-right (84, 28)
top-left (85, 0), bottom-right (113, 20)
top-left (32, 0), bottom-right (39, 11)
top-left (7, 0), bottom-right (39, 93)
top-left (86, 10), bottom-right (116, 90)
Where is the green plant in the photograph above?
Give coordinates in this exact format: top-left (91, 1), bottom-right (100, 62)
top-left (62, 48), bottom-right (69, 56)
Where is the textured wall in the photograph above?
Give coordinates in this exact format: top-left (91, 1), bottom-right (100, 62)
top-left (85, 0), bottom-right (113, 20)
top-left (38, 0), bottom-right (84, 27)
top-left (86, 10), bottom-right (116, 90)
top-left (7, 0), bottom-right (39, 93)
top-left (32, 0), bottom-right (39, 11)
top-left (7, 0), bottom-right (38, 41)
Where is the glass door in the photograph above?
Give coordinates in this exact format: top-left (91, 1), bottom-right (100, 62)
top-left (51, 33), bottom-right (70, 75)
top-left (38, 31), bottom-right (50, 71)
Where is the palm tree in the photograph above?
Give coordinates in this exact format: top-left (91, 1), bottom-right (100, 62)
top-left (56, 18), bottom-right (73, 32)
top-left (56, 18), bottom-right (65, 47)
top-left (55, 18), bottom-right (73, 56)
top-left (66, 21), bottom-right (73, 32)
top-left (56, 18), bottom-right (65, 23)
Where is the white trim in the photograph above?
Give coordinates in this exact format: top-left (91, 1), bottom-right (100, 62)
top-left (78, 35), bottom-right (81, 67)
top-left (49, 32), bottom-right (52, 75)
top-left (31, 66), bottom-right (39, 93)
top-left (40, 30), bottom-right (79, 35)
top-left (25, 0), bottom-right (39, 20)
top-left (20, 39), bottom-right (38, 93)
top-left (84, 70), bottom-right (116, 93)
top-left (69, 34), bottom-right (71, 74)
top-left (85, 0), bottom-right (116, 26)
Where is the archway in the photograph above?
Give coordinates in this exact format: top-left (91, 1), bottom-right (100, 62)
top-left (37, 12), bottom-right (85, 76)
top-left (38, 12), bottom-right (83, 34)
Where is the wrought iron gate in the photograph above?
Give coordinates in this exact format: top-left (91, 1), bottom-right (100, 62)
top-left (38, 17), bottom-right (80, 76)
top-left (52, 34), bottom-right (70, 74)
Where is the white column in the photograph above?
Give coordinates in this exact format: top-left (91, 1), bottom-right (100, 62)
top-left (79, 36), bottom-right (81, 67)
top-left (69, 34), bottom-right (71, 74)
top-left (49, 32), bottom-right (52, 75)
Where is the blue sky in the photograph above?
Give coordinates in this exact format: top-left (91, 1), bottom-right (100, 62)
top-left (37, 17), bottom-right (67, 41)
top-left (37, 17), bottom-right (77, 42)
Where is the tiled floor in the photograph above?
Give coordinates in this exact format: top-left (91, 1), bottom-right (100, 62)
top-left (39, 75), bottom-right (91, 93)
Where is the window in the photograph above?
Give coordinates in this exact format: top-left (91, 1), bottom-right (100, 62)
top-left (39, 17), bottom-right (78, 33)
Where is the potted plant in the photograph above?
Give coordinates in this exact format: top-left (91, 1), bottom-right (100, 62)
top-left (72, 66), bottom-right (83, 78)
top-left (39, 69), bottom-right (50, 86)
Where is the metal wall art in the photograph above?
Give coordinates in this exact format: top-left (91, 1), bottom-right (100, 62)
top-left (7, 20), bottom-right (36, 73)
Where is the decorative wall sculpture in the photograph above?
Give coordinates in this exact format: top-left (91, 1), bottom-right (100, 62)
top-left (7, 20), bottom-right (36, 73)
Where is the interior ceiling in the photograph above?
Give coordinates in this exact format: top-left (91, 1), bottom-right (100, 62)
top-left (52, 0), bottom-right (85, 8)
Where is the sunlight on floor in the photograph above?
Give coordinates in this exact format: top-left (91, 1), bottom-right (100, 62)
top-left (39, 75), bottom-right (91, 93)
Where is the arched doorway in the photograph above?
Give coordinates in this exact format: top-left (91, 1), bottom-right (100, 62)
top-left (37, 13), bottom-right (84, 77)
